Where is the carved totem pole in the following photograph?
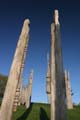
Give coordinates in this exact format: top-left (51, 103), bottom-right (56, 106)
top-left (0, 19), bottom-right (30, 120)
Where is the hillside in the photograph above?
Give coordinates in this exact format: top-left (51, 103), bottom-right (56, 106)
top-left (12, 103), bottom-right (80, 120)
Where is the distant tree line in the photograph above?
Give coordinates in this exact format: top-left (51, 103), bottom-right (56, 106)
top-left (0, 74), bottom-right (8, 102)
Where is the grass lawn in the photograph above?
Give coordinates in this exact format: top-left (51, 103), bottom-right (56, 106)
top-left (67, 105), bottom-right (80, 120)
top-left (12, 103), bottom-right (50, 120)
top-left (12, 103), bottom-right (80, 120)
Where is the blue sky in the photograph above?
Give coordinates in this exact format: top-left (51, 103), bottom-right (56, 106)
top-left (0, 0), bottom-right (80, 104)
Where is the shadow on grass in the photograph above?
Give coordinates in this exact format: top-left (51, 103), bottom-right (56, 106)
top-left (40, 107), bottom-right (49, 120)
top-left (17, 103), bottom-right (33, 120)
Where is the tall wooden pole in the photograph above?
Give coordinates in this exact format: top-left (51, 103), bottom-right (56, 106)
top-left (64, 70), bottom-right (73, 109)
top-left (25, 70), bottom-right (33, 108)
top-left (0, 19), bottom-right (30, 120)
top-left (51, 10), bottom-right (67, 120)
top-left (46, 56), bottom-right (51, 103)
top-left (13, 29), bottom-right (29, 111)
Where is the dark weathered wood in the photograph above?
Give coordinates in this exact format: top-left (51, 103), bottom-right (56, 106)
top-left (51, 10), bottom-right (67, 120)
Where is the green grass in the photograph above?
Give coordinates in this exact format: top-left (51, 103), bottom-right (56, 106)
top-left (12, 103), bottom-right (80, 120)
top-left (67, 105), bottom-right (80, 120)
top-left (12, 103), bottom-right (50, 120)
